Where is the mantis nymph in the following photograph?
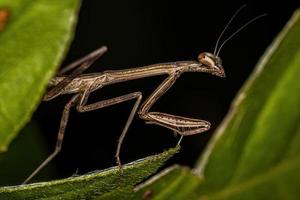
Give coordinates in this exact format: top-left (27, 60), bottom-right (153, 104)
top-left (24, 5), bottom-right (265, 184)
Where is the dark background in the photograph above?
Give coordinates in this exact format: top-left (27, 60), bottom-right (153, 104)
top-left (31, 0), bottom-right (299, 181)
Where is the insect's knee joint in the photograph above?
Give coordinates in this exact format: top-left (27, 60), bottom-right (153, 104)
top-left (137, 111), bottom-right (149, 120)
top-left (133, 91), bottom-right (142, 98)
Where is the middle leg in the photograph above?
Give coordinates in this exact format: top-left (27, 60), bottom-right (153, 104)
top-left (76, 89), bottom-right (143, 167)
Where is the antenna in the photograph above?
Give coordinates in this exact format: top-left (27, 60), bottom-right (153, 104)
top-left (216, 13), bottom-right (267, 56)
top-left (213, 4), bottom-right (247, 55)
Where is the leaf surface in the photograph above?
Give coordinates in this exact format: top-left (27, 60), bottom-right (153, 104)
top-left (0, 147), bottom-right (179, 199)
top-left (0, 0), bottom-right (81, 152)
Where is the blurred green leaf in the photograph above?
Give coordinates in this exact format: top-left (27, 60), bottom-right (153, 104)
top-left (0, 147), bottom-right (179, 199)
top-left (133, 166), bottom-right (202, 200)
top-left (130, 8), bottom-right (300, 200)
top-left (195, 8), bottom-right (300, 199)
top-left (0, 0), bottom-right (81, 152)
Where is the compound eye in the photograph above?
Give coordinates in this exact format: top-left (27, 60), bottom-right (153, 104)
top-left (198, 53), bottom-right (216, 68)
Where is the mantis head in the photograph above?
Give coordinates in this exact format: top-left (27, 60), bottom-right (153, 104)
top-left (197, 52), bottom-right (225, 77)
top-left (194, 5), bottom-right (266, 78)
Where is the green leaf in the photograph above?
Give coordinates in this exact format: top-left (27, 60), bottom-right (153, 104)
top-left (0, 0), bottom-right (81, 152)
top-left (194, 8), bottom-right (300, 199)
top-left (0, 147), bottom-right (179, 199)
top-left (133, 166), bottom-right (202, 200)
top-left (129, 8), bottom-right (300, 200)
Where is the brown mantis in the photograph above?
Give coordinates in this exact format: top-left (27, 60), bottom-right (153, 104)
top-left (23, 5), bottom-right (266, 184)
